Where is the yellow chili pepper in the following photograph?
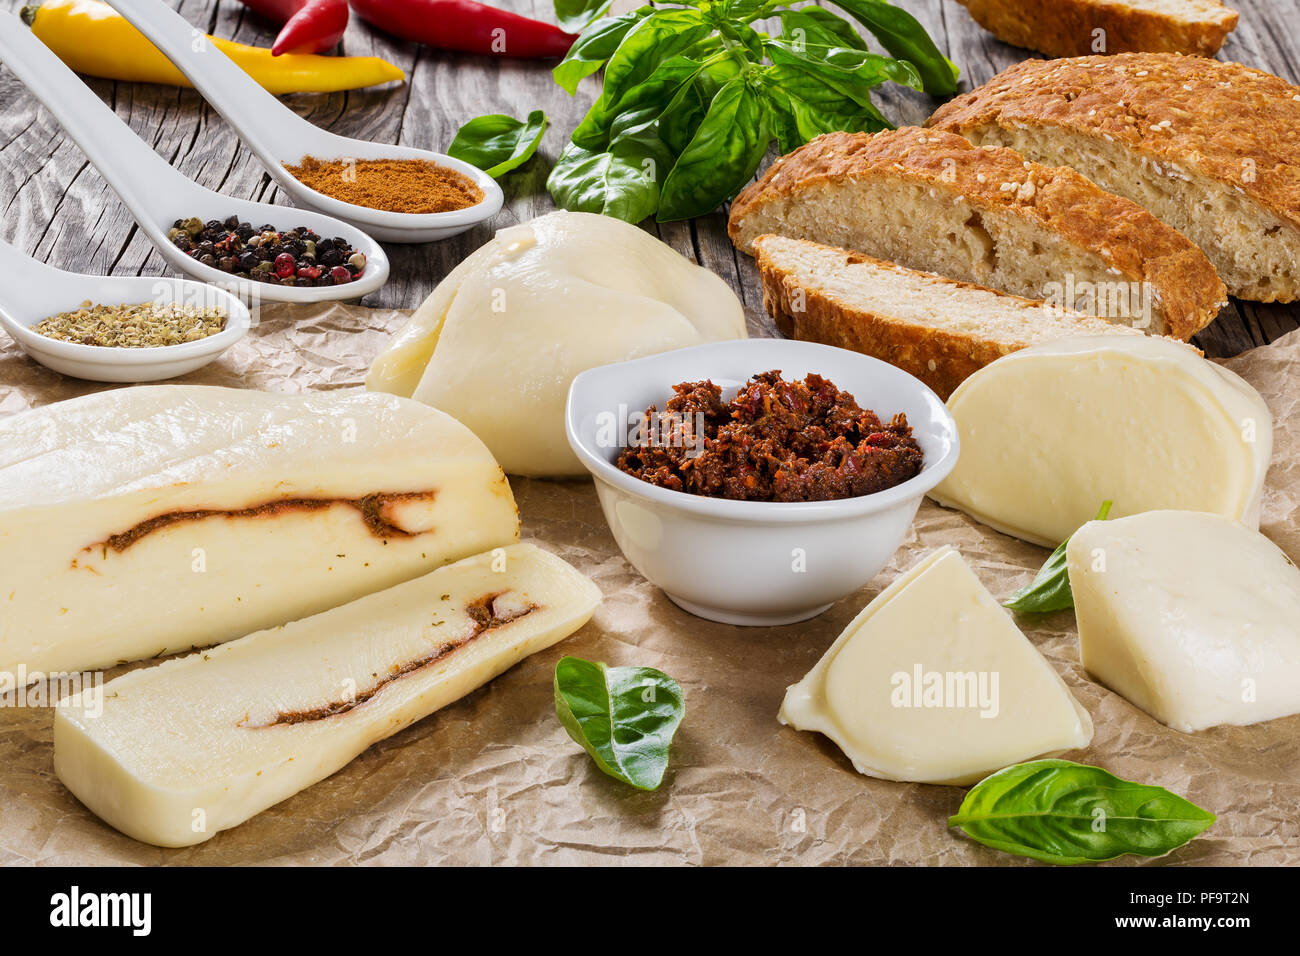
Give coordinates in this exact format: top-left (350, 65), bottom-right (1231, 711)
top-left (21, 0), bottom-right (406, 93)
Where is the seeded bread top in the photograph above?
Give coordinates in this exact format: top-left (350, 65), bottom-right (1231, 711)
top-left (727, 127), bottom-right (1226, 339)
top-left (927, 53), bottom-right (1300, 230)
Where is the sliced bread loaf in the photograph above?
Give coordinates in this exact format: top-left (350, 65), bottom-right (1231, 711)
top-left (928, 53), bottom-right (1300, 302)
top-left (728, 127), bottom-right (1226, 340)
top-left (754, 234), bottom-right (1144, 399)
top-left (955, 0), bottom-right (1237, 58)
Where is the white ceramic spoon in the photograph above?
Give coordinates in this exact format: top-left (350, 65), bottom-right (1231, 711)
top-left (107, 0), bottom-right (504, 243)
top-left (0, 238), bottom-right (251, 382)
top-left (0, 10), bottom-right (389, 304)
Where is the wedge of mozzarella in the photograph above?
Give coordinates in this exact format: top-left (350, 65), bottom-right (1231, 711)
top-left (930, 335), bottom-right (1271, 547)
top-left (780, 547), bottom-right (1093, 785)
top-left (0, 385), bottom-right (519, 677)
top-left (55, 543), bottom-right (601, 847)
top-left (1069, 511), bottom-right (1300, 733)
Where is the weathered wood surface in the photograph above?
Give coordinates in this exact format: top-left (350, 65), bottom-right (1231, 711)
top-left (1, 0), bottom-right (1298, 357)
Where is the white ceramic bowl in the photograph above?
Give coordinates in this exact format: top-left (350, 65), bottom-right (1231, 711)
top-left (565, 339), bottom-right (960, 626)
top-left (0, 277), bottom-right (251, 383)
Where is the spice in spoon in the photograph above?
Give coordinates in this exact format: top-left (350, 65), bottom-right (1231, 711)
top-left (32, 300), bottom-right (227, 348)
top-left (284, 156), bottom-right (484, 214)
top-left (168, 215), bottom-right (366, 287)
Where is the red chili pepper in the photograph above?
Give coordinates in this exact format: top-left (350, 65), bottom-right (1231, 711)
top-left (236, 0), bottom-right (349, 55)
top-left (348, 0), bottom-right (576, 59)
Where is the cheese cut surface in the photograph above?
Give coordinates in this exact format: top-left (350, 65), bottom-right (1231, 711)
top-left (54, 543), bottom-right (601, 847)
top-left (779, 547), bottom-right (1093, 785)
top-left (930, 335), bottom-right (1271, 547)
top-left (1068, 511), bottom-right (1300, 733)
top-left (366, 211), bottom-right (747, 476)
top-left (0, 385), bottom-right (519, 676)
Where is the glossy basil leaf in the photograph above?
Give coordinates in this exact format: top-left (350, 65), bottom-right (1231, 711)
top-left (1004, 501), bottom-right (1112, 613)
top-left (554, 0), bottom-right (614, 34)
top-left (827, 0), bottom-right (959, 95)
top-left (724, 0), bottom-right (769, 20)
top-left (554, 656), bottom-right (685, 791)
top-left (950, 760), bottom-right (1216, 865)
top-left (447, 110), bottom-right (548, 179)
top-left (778, 7), bottom-right (868, 52)
top-left (547, 124), bottom-right (669, 224)
top-left (761, 62), bottom-right (890, 144)
top-left (656, 57), bottom-right (740, 155)
top-left (601, 9), bottom-right (712, 116)
top-left (553, 6), bottom-right (654, 95)
top-left (766, 37), bottom-right (922, 103)
top-left (572, 54), bottom-right (705, 152)
top-left (658, 76), bottom-right (768, 221)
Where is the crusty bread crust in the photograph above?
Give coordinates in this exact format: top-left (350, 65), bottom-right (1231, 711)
top-left (728, 127), bottom-right (1226, 340)
top-left (956, 0), bottom-right (1237, 58)
top-left (757, 241), bottom-right (1024, 398)
top-left (754, 235), bottom-right (1146, 399)
top-left (928, 53), bottom-right (1300, 234)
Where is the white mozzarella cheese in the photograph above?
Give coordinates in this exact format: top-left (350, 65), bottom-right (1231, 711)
top-left (54, 543), bottom-right (601, 847)
top-left (780, 547), bottom-right (1093, 784)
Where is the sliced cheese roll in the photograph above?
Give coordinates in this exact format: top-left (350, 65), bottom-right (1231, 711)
top-left (54, 543), bottom-right (601, 847)
top-left (0, 386), bottom-right (519, 676)
top-left (1069, 511), bottom-right (1300, 733)
top-left (930, 335), bottom-right (1271, 547)
top-left (780, 547), bottom-right (1092, 785)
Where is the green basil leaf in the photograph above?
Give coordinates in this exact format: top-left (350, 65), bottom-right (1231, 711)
top-left (572, 54), bottom-right (706, 152)
top-left (657, 76), bottom-right (769, 221)
top-left (554, 656), bottom-right (685, 791)
top-left (766, 37), bottom-right (921, 101)
top-left (778, 8), bottom-right (868, 52)
top-left (657, 56), bottom-right (740, 155)
top-left (1004, 500), bottom-right (1112, 613)
top-left (547, 131), bottom-right (666, 224)
top-left (825, 0), bottom-right (959, 95)
top-left (761, 62), bottom-right (890, 144)
top-left (553, 7), bottom-right (655, 96)
top-left (447, 110), bottom-right (548, 179)
top-left (601, 10), bottom-right (712, 116)
top-left (950, 760), bottom-right (1216, 865)
top-left (554, 0), bottom-right (614, 34)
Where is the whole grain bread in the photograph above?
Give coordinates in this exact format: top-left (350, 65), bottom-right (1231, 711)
top-left (928, 53), bottom-right (1300, 302)
top-left (955, 0), bottom-right (1237, 58)
top-left (728, 127), bottom-right (1226, 340)
top-left (754, 234), bottom-right (1145, 399)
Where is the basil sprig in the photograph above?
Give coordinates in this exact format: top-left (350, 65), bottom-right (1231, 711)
top-left (950, 760), bottom-right (1216, 865)
top-left (536, 0), bottom-right (957, 222)
top-left (554, 0), bottom-right (614, 33)
top-left (1004, 501), bottom-right (1112, 614)
top-left (447, 110), bottom-right (549, 179)
top-left (554, 656), bottom-right (685, 791)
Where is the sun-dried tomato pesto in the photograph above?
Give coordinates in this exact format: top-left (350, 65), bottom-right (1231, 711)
top-left (615, 370), bottom-right (924, 502)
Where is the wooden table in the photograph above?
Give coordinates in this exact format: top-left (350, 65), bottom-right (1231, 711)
top-left (1, 0), bottom-right (1298, 358)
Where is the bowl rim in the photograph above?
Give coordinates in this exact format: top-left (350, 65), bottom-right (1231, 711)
top-left (565, 338), bottom-right (960, 524)
top-left (0, 278), bottom-right (251, 366)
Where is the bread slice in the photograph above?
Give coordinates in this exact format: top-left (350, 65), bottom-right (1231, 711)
top-left (728, 127), bottom-right (1226, 340)
top-left (955, 0), bottom-right (1237, 58)
top-left (754, 234), bottom-right (1144, 399)
top-left (928, 54), bottom-right (1300, 303)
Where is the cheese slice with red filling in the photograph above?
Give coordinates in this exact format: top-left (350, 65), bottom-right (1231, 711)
top-left (0, 385), bottom-right (519, 676)
top-left (54, 543), bottom-right (601, 847)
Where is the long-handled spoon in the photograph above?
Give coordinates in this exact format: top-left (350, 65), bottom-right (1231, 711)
top-left (0, 238), bottom-right (251, 382)
top-left (0, 11), bottom-right (389, 304)
top-left (107, 0), bottom-right (504, 243)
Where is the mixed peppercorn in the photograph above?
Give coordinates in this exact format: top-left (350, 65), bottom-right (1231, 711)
top-left (168, 215), bottom-right (365, 287)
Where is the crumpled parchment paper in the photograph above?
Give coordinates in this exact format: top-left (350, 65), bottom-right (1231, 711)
top-left (0, 303), bottom-right (1296, 866)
